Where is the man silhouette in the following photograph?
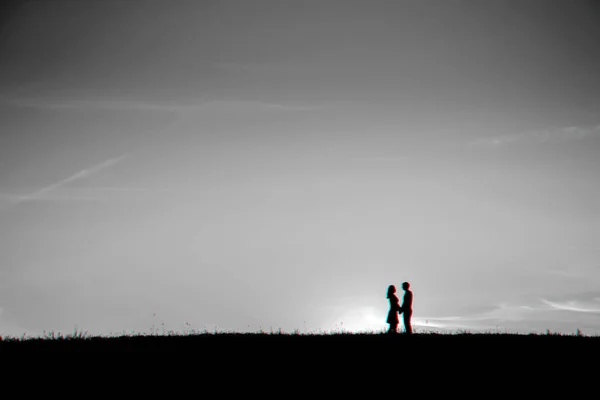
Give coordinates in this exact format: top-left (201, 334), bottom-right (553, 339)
top-left (398, 282), bottom-right (413, 334)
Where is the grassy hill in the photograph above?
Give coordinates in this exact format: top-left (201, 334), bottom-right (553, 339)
top-left (3, 329), bottom-right (599, 355)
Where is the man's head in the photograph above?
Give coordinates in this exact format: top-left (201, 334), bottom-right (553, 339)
top-left (402, 282), bottom-right (410, 290)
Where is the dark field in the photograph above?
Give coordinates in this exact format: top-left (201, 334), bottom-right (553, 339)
top-left (3, 330), bottom-right (598, 392)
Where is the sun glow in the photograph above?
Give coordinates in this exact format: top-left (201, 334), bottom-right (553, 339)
top-left (328, 306), bottom-right (387, 333)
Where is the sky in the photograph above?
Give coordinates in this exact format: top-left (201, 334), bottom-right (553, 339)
top-left (1, 0), bottom-right (600, 337)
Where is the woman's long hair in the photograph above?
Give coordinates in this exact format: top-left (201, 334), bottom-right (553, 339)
top-left (387, 285), bottom-right (396, 298)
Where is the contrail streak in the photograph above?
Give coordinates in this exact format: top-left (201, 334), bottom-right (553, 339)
top-left (3, 154), bottom-right (128, 207)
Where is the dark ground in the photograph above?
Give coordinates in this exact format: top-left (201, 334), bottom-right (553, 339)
top-left (2, 332), bottom-right (597, 394)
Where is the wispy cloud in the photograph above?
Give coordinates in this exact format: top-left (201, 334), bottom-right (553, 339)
top-left (197, 99), bottom-right (320, 112)
top-left (258, 102), bottom-right (318, 111)
top-left (468, 124), bottom-right (600, 148)
top-left (422, 303), bottom-right (538, 328)
top-left (1, 154), bottom-right (128, 208)
top-left (1, 96), bottom-right (199, 112)
top-left (0, 187), bottom-right (150, 204)
top-left (543, 262), bottom-right (600, 279)
top-left (541, 297), bottom-right (600, 313)
top-left (418, 294), bottom-right (600, 333)
top-left (0, 194), bottom-right (99, 202)
top-left (1, 95), bottom-right (320, 113)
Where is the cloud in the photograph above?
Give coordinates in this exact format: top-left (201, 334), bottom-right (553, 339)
top-left (24, 155), bottom-right (128, 199)
top-left (0, 187), bottom-right (151, 204)
top-left (541, 297), bottom-right (600, 313)
top-left (1, 95), bottom-right (320, 113)
top-left (0, 194), bottom-right (98, 202)
top-left (1, 96), bottom-right (199, 112)
top-left (418, 294), bottom-right (600, 334)
top-left (192, 99), bottom-right (320, 112)
top-left (543, 261), bottom-right (600, 279)
top-left (1, 154), bottom-right (129, 208)
top-left (422, 303), bottom-right (538, 327)
top-left (468, 124), bottom-right (600, 148)
top-left (258, 102), bottom-right (317, 111)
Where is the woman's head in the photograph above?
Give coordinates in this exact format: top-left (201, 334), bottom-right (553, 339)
top-left (387, 285), bottom-right (396, 297)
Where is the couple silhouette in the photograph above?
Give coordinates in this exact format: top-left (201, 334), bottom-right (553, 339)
top-left (387, 282), bottom-right (413, 334)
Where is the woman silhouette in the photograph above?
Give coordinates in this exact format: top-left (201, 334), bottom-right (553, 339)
top-left (386, 285), bottom-right (400, 334)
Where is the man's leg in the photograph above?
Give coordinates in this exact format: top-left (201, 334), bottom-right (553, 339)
top-left (403, 311), bottom-right (412, 334)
